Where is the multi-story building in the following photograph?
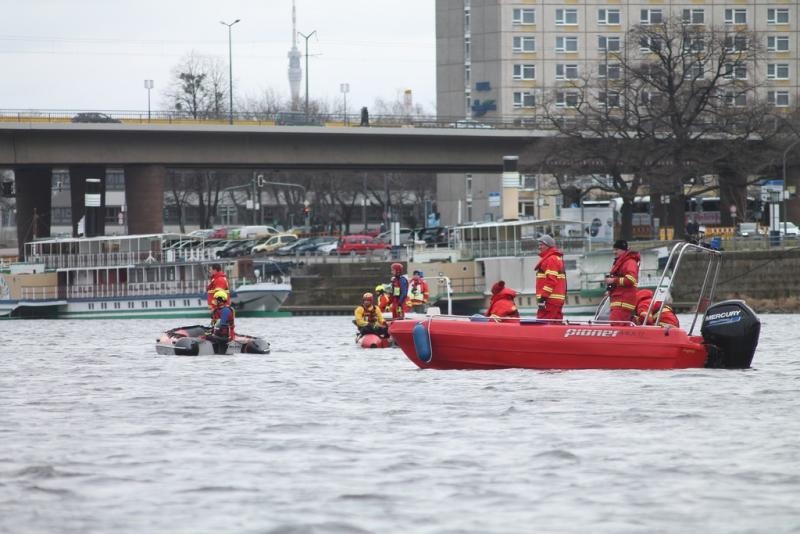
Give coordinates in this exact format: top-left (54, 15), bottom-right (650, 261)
top-left (435, 0), bottom-right (800, 226)
top-left (438, 0), bottom-right (799, 120)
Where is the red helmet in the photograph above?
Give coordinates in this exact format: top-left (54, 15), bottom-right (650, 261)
top-left (362, 292), bottom-right (374, 303)
top-left (391, 262), bottom-right (404, 275)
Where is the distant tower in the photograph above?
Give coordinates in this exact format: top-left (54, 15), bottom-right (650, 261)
top-left (287, 0), bottom-right (302, 110)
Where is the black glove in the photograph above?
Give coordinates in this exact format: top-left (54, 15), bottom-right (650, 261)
top-left (537, 297), bottom-right (547, 310)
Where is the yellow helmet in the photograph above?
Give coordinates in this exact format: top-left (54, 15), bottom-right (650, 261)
top-left (213, 289), bottom-right (228, 303)
top-left (375, 284), bottom-right (386, 294)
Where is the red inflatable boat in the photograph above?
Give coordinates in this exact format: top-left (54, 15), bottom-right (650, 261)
top-left (389, 243), bottom-right (760, 370)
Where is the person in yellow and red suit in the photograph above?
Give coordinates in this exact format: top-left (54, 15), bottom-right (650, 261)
top-left (604, 240), bottom-right (641, 323)
top-left (485, 280), bottom-right (520, 319)
top-left (634, 289), bottom-right (680, 328)
top-left (206, 263), bottom-right (229, 309)
top-left (208, 289), bottom-right (235, 353)
top-left (389, 262), bottom-right (409, 319)
top-left (353, 292), bottom-right (389, 338)
top-left (375, 284), bottom-right (392, 313)
top-left (405, 270), bottom-right (430, 313)
top-left (534, 234), bottom-right (567, 320)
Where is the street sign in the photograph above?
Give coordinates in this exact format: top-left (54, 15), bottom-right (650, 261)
top-left (488, 192), bottom-right (501, 207)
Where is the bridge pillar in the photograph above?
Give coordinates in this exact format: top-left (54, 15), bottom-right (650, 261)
top-left (125, 165), bottom-right (165, 234)
top-left (69, 165), bottom-right (106, 237)
top-left (14, 167), bottom-right (52, 258)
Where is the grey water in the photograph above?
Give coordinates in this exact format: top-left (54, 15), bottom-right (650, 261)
top-left (1, 315), bottom-right (799, 534)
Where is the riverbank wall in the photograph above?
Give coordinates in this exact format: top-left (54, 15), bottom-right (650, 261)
top-left (672, 247), bottom-right (800, 313)
top-left (281, 247), bottom-right (800, 315)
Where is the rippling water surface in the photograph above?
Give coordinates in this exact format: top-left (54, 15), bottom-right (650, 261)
top-left (2, 315), bottom-right (799, 533)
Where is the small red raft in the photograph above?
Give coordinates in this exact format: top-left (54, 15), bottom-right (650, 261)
top-left (357, 333), bottom-right (392, 349)
top-left (389, 299), bottom-right (760, 370)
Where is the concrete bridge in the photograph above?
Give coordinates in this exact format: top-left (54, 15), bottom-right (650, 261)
top-left (0, 122), bottom-right (541, 248)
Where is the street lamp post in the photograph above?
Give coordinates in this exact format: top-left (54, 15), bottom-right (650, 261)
top-left (220, 19), bottom-right (241, 125)
top-left (144, 79), bottom-right (154, 122)
top-left (298, 30), bottom-right (317, 120)
top-left (340, 83), bottom-right (350, 125)
top-left (781, 138), bottom-right (799, 237)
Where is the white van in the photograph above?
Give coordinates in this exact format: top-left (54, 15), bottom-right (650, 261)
top-left (237, 225), bottom-right (279, 239)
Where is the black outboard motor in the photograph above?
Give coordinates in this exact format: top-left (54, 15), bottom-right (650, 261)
top-left (701, 300), bottom-right (761, 368)
top-left (242, 337), bottom-right (271, 354)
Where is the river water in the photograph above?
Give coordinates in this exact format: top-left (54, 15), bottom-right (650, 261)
top-left (1, 314), bottom-right (799, 534)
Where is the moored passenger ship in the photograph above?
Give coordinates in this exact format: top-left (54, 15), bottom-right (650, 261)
top-left (0, 234), bottom-right (291, 319)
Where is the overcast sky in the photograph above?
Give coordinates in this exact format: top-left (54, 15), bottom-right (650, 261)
top-left (1, 0), bottom-right (436, 113)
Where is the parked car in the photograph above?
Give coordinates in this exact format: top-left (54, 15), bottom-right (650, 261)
top-left (778, 222), bottom-right (800, 236)
top-left (215, 239), bottom-right (256, 258)
top-left (417, 226), bottom-right (449, 247)
top-left (237, 225), bottom-right (280, 239)
top-left (71, 112), bottom-right (120, 123)
top-left (276, 236), bottom-right (338, 256)
top-left (252, 233), bottom-right (299, 255)
top-left (377, 228), bottom-right (416, 245)
top-left (316, 240), bottom-right (339, 255)
top-left (335, 234), bottom-right (391, 255)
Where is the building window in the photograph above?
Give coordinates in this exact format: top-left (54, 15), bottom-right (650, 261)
top-left (513, 91), bottom-right (536, 108)
top-left (685, 37), bottom-right (705, 52)
top-left (512, 35), bottom-right (536, 53)
top-left (106, 168), bottom-right (125, 191)
top-left (684, 63), bottom-right (704, 79)
top-left (641, 91), bottom-right (663, 107)
top-left (555, 9), bottom-right (578, 25)
top-left (768, 91), bottom-right (790, 107)
top-left (599, 91), bottom-right (620, 108)
top-left (640, 9), bottom-right (663, 25)
top-left (465, 10), bottom-right (470, 29)
top-left (513, 8), bottom-right (535, 25)
top-left (767, 63), bottom-right (789, 80)
top-left (465, 65), bottom-right (471, 83)
top-left (555, 64), bottom-right (579, 80)
top-left (724, 9), bottom-right (747, 25)
top-left (513, 64), bottom-right (536, 80)
top-left (724, 63), bottom-right (748, 80)
top-left (724, 91), bottom-right (748, 107)
top-left (599, 36), bottom-right (621, 52)
top-left (640, 36), bottom-right (662, 52)
top-left (464, 36), bottom-right (470, 58)
top-left (767, 8), bottom-right (789, 25)
top-left (555, 36), bottom-right (578, 52)
top-left (556, 91), bottom-right (580, 108)
top-left (598, 9), bottom-right (620, 25)
top-left (682, 9), bottom-right (705, 25)
top-left (725, 35), bottom-right (748, 52)
top-left (598, 63), bottom-right (621, 80)
top-left (768, 36), bottom-right (790, 52)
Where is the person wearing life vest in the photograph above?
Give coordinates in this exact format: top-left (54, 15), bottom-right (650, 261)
top-left (389, 262), bottom-right (409, 319)
top-left (485, 280), bottom-right (520, 319)
top-left (206, 263), bottom-right (229, 309)
top-left (208, 289), bottom-right (235, 352)
top-left (534, 234), bottom-right (567, 320)
top-left (353, 292), bottom-right (389, 338)
top-left (604, 240), bottom-right (641, 323)
top-left (634, 289), bottom-right (680, 328)
top-left (375, 284), bottom-right (392, 313)
top-left (405, 270), bottom-right (430, 313)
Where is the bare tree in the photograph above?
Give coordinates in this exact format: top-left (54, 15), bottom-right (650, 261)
top-left (165, 51), bottom-right (228, 119)
top-left (525, 17), bottom-right (775, 238)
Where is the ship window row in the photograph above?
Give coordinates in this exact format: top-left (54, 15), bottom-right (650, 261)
top-left (510, 35), bottom-right (791, 55)
top-left (509, 7), bottom-right (790, 27)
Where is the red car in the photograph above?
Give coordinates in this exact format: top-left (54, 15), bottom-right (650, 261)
top-left (335, 234), bottom-right (391, 255)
